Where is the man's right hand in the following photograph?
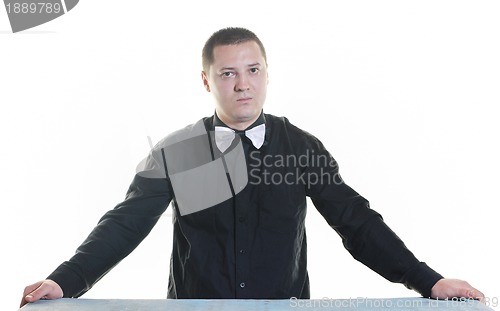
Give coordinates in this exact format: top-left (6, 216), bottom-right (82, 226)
top-left (20, 279), bottom-right (63, 308)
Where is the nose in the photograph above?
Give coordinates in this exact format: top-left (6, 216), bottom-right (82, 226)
top-left (234, 75), bottom-right (250, 92)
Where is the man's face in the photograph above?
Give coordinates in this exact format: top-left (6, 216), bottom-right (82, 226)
top-left (202, 41), bottom-right (268, 129)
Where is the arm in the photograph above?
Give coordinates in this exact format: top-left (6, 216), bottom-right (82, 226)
top-left (304, 137), bottom-right (485, 299)
top-left (304, 137), bottom-right (442, 297)
top-left (47, 173), bottom-right (171, 298)
top-left (21, 148), bottom-right (172, 307)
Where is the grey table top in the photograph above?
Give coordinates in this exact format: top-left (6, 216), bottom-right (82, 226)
top-left (19, 298), bottom-right (494, 311)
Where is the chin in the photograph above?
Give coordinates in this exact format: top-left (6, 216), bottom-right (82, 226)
top-left (238, 107), bottom-right (261, 118)
top-left (234, 112), bottom-right (258, 122)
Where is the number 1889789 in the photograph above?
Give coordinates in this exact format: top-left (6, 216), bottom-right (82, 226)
top-left (6, 2), bottom-right (62, 14)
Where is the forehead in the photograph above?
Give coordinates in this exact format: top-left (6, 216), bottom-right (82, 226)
top-left (211, 41), bottom-right (265, 69)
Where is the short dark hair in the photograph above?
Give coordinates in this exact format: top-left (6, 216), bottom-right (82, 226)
top-left (202, 27), bottom-right (267, 73)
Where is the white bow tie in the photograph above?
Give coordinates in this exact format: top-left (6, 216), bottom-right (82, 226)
top-left (214, 124), bottom-right (266, 153)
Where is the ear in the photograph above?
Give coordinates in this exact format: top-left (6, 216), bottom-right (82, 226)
top-left (264, 64), bottom-right (269, 85)
top-left (201, 71), bottom-right (211, 92)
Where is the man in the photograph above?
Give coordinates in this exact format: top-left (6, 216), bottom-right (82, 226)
top-left (21, 27), bottom-right (483, 307)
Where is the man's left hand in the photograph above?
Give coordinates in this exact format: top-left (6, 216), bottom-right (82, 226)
top-left (431, 278), bottom-right (484, 300)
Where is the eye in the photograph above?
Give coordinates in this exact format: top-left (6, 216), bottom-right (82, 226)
top-left (221, 71), bottom-right (235, 78)
top-left (250, 68), bottom-right (260, 74)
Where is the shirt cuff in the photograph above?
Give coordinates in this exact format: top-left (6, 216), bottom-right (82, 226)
top-left (47, 262), bottom-right (88, 298)
top-left (404, 262), bottom-right (443, 298)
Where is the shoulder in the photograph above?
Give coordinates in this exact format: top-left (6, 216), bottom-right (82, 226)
top-left (265, 113), bottom-right (322, 147)
top-left (154, 117), bottom-right (210, 151)
top-left (136, 117), bottom-right (212, 178)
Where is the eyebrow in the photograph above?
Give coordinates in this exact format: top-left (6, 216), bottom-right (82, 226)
top-left (219, 63), bottom-right (262, 71)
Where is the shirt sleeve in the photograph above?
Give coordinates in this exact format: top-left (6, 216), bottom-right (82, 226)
top-left (303, 135), bottom-right (443, 298)
top-left (47, 148), bottom-right (172, 298)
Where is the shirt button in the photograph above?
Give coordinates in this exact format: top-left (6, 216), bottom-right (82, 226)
top-left (238, 217), bottom-right (245, 223)
top-left (239, 249), bottom-right (245, 254)
top-left (240, 282), bottom-right (246, 288)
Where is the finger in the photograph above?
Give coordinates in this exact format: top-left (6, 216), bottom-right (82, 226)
top-left (20, 281), bottom-right (43, 308)
top-left (467, 288), bottom-right (485, 301)
top-left (20, 296), bottom-right (29, 308)
top-left (20, 290), bottom-right (39, 308)
top-left (25, 283), bottom-right (52, 302)
top-left (23, 281), bottom-right (43, 297)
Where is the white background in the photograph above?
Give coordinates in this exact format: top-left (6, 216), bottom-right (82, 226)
top-left (1, 1), bottom-right (499, 310)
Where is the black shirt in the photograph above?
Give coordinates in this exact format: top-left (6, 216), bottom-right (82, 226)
top-left (48, 113), bottom-right (443, 299)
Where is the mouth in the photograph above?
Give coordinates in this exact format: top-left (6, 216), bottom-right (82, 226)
top-left (237, 97), bottom-right (252, 103)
